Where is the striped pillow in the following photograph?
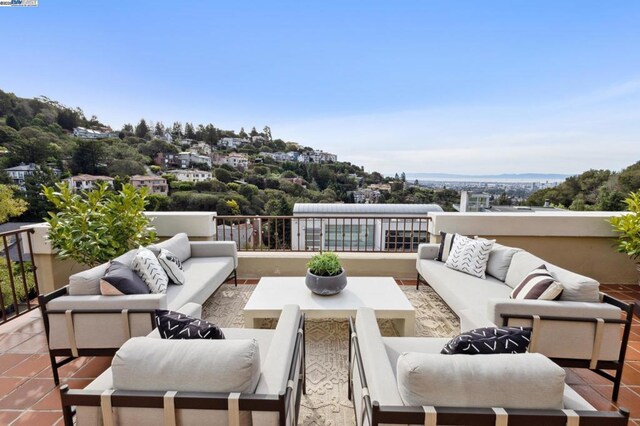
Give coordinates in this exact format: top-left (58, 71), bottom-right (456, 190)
top-left (510, 265), bottom-right (563, 300)
top-left (436, 232), bottom-right (457, 262)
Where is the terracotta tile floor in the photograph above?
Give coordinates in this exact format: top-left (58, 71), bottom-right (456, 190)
top-left (0, 280), bottom-right (639, 425)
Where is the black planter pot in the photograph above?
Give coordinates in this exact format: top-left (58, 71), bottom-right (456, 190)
top-left (305, 268), bottom-right (347, 296)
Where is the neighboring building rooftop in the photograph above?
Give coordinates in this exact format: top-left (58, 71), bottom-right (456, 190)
top-left (70, 174), bottom-right (114, 182)
top-left (293, 203), bottom-right (443, 215)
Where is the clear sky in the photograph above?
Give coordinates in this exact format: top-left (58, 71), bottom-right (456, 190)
top-left (1, 1), bottom-right (639, 175)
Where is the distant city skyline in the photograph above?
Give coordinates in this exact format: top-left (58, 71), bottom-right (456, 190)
top-left (1, 1), bottom-right (638, 175)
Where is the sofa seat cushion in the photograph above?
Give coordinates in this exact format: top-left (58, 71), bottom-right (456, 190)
top-left (505, 251), bottom-right (600, 302)
top-left (418, 259), bottom-right (511, 315)
top-left (396, 352), bottom-right (565, 409)
top-left (112, 336), bottom-right (261, 393)
top-left (166, 257), bottom-right (234, 310)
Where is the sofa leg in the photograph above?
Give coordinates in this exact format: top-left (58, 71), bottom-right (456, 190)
top-left (416, 273), bottom-right (420, 290)
top-left (234, 270), bottom-right (238, 287)
top-left (612, 366), bottom-right (623, 401)
top-left (50, 352), bottom-right (60, 385)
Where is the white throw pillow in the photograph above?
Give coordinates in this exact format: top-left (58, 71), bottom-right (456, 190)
top-left (157, 248), bottom-right (186, 285)
top-left (444, 235), bottom-right (495, 279)
top-left (131, 247), bottom-right (169, 294)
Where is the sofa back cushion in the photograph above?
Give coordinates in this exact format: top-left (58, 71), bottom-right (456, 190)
top-left (486, 244), bottom-right (522, 282)
top-left (68, 249), bottom-right (138, 295)
top-left (112, 336), bottom-right (260, 393)
top-left (504, 251), bottom-right (600, 302)
top-left (157, 233), bottom-right (191, 263)
top-left (396, 352), bottom-right (565, 409)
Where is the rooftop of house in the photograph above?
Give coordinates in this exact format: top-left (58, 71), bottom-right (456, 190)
top-left (292, 202), bottom-right (444, 215)
top-left (69, 174), bottom-right (114, 182)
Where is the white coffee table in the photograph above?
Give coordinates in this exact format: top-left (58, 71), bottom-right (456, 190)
top-left (243, 276), bottom-right (416, 336)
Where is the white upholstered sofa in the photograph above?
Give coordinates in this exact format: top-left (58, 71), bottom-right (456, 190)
top-left (39, 233), bottom-right (238, 384)
top-left (60, 304), bottom-right (305, 426)
top-left (415, 242), bottom-right (634, 401)
top-left (349, 307), bottom-right (630, 426)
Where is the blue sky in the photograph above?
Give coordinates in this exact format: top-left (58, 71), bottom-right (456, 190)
top-left (1, 1), bottom-right (639, 175)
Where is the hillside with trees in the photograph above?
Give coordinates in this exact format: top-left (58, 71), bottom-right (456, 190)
top-left (0, 89), bottom-right (460, 220)
top-left (527, 162), bottom-right (640, 211)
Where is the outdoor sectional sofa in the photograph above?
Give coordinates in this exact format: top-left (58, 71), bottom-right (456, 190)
top-left (39, 233), bottom-right (238, 384)
top-left (59, 304), bottom-right (305, 426)
top-left (349, 307), bottom-right (630, 426)
top-left (415, 241), bottom-right (634, 401)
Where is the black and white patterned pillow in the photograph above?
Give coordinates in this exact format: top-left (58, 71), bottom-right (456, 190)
top-left (444, 235), bottom-right (494, 278)
top-left (510, 265), bottom-right (563, 300)
top-left (155, 310), bottom-right (225, 340)
top-left (131, 247), bottom-right (169, 294)
top-left (158, 248), bottom-right (185, 285)
top-left (441, 327), bottom-right (532, 355)
top-left (436, 232), bottom-right (457, 262)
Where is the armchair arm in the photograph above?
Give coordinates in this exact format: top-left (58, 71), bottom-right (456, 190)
top-left (44, 294), bottom-right (167, 351)
top-left (190, 241), bottom-right (238, 267)
top-left (353, 308), bottom-right (404, 406)
top-left (255, 304), bottom-right (301, 395)
top-left (488, 298), bottom-right (623, 361)
top-left (416, 243), bottom-right (439, 260)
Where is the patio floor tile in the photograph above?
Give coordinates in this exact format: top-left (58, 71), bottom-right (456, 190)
top-left (11, 410), bottom-right (62, 425)
top-left (3, 354), bottom-right (50, 378)
top-left (0, 354), bottom-right (30, 375)
top-left (0, 378), bottom-right (55, 410)
top-left (0, 410), bottom-right (22, 425)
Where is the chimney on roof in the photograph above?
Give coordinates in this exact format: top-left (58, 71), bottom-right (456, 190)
top-left (544, 199), bottom-right (550, 208)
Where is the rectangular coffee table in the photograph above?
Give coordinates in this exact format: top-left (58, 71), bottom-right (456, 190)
top-left (243, 276), bottom-right (416, 336)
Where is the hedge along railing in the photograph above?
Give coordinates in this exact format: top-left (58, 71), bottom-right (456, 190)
top-left (0, 227), bottom-right (39, 325)
top-left (214, 215), bottom-right (431, 252)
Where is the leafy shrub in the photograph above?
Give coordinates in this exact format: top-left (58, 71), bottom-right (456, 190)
top-left (611, 191), bottom-right (640, 261)
top-left (307, 252), bottom-right (342, 276)
top-left (1, 262), bottom-right (36, 310)
top-left (43, 182), bottom-right (156, 267)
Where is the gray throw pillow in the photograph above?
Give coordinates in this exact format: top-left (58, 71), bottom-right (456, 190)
top-left (100, 261), bottom-right (150, 296)
top-left (486, 243), bottom-right (522, 281)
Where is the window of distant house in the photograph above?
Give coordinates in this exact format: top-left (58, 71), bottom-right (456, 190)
top-left (324, 223), bottom-right (375, 251)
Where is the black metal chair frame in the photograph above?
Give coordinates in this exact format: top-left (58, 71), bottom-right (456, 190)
top-left (500, 292), bottom-right (634, 402)
top-left (348, 316), bottom-right (630, 426)
top-left (39, 268), bottom-right (238, 385)
top-left (59, 314), bottom-right (306, 426)
top-left (418, 272), bottom-right (635, 401)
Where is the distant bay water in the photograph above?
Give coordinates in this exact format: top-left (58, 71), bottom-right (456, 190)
top-left (402, 173), bottom-right (569, 184)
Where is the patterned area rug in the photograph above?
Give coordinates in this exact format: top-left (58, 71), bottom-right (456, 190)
top-left (202, 284), bottom-right (459, 426)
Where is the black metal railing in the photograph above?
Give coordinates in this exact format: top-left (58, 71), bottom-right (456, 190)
top-left (0, 228), bottom-right (39, 325)
top-left (214, 215), bottom-right (431, 252)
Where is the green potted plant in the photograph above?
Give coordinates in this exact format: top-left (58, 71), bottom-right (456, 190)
top-left (43, 182), bottom-right (156, 267)
top-left (305, 251), bottom-right (347, 296)
top-left (610, 190), bottom-right (640, 283)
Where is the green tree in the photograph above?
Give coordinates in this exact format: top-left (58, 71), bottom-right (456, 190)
top-left (71, 139), bottom-right (107, 174)
top-left (43, 183), bottom-right (156, 266)
top-left (135, 119), bottom-right (150, 139)
top-left (22, 167), bottom-right (58, 220)
top-left (0, 185), bottom-right (28, 223)
top-left (214, 168), bottom-right (234, 183)
top-left (5, 114), bottom-right (19, 130)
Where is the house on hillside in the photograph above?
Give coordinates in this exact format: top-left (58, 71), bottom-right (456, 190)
top-left (67, 174), bottom-right (114, 192)
top-left (169, 169), bottom-right (212, 182)
top-left (130, 175), bottom-right (168, 195)
top-left (4, 163), bottom-right (39, 190)
top-left (177, 152), bottom-right (211, 169)
top-left (213, 153), bottom-right (249, 170)
top-left (219, 137), bottom-right (247, 149)
top-left (73, 127), bottom-right (113, 139)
